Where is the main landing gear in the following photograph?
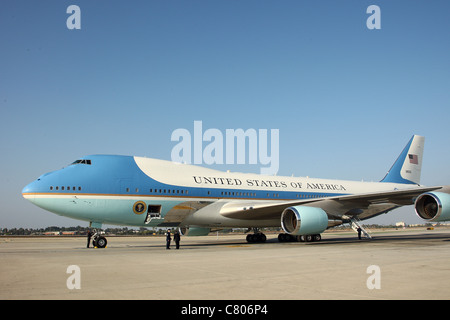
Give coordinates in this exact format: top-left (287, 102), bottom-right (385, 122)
top-left (246, 233), bottom-right (267, 243)
top-left (244, 228), bottom-right (323, 243)
top-left (278, 233), bottom-right (322, 242)
top-left (245, 228), bottom-right (267, 243)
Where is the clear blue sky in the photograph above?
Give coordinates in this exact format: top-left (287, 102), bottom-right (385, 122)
top-left (1, 0), bottom-right (449, 228)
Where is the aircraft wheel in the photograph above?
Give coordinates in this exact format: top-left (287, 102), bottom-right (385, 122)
top-left (95, 236), bottom-right (107, 248)
top-left (247, 233), bottom-right (266, 243)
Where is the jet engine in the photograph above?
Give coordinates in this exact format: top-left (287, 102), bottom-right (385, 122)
top-left (179, 227), bottom-right (211, 236)
top-left (281, 206), bottom-right (328, 235)
top-left (415, 192), bottom-right (450, 222)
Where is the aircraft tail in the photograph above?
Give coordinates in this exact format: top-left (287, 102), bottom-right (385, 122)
top-left (381, 135), bottom-right (425, 185)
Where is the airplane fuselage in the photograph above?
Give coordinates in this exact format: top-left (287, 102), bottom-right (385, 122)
top-left (22, 154), bottom-right (416, 228)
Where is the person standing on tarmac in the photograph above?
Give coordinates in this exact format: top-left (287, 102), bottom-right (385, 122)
top-left (166, 229), bottom-right (172, 249)
top-left (174, 230), bottom-right (181, 249)
top-left (357, 226), bottom-right (362, 240)
top-left (86, 229), bottom-right (93, 248)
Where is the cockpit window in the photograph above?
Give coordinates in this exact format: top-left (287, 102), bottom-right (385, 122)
top-left (71, 159), bottom-right (92, 165)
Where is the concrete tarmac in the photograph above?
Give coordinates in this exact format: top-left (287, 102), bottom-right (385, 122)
top-left (1, 229), bottom-right (450, 300)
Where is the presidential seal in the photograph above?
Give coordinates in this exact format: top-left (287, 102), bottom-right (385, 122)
top-left (133, 201), bottom-right (147, 215)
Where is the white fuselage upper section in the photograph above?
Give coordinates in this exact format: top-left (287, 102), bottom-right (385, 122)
top-left (133, 156), bottom-right (414, 197)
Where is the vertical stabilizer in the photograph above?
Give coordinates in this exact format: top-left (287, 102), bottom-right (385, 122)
top-left (381, 135), bottom-right (425, 185)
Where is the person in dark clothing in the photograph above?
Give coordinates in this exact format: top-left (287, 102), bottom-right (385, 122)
top-left (166, 229), bottom-right (172, 249)
top-left (174, 230), bottom-right (181, 249)
top-left (357, 226), bottom-right (362, 240)
top-left (87, 229), bottom-right (93, 248)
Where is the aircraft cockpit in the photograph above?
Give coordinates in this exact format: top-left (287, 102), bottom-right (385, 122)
top-left (70, 159), bottom-right (92, 165)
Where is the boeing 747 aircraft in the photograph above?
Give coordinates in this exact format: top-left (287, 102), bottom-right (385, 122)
top-left (22, 135), bottom-right (450, 248)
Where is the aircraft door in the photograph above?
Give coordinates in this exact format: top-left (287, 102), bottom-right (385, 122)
top-left (145, 205), bottom-right (162, 224)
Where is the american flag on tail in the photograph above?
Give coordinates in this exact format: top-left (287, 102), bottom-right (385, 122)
top-left (409, 154), bottom-right (418, 164)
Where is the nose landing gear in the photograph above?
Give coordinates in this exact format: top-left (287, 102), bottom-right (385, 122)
top-left (93, 233), bottom-right (107, 248)
top-left (89, 229), bottom-right (107, 248)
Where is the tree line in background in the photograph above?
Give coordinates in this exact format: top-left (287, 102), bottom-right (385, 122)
top-left (1, 226), bottom-right (163, 236)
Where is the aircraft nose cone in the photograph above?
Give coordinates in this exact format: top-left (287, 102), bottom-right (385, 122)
top-left (22, 181), bottom-right (38, 202)
top-left (22, 182), bottom-right (32, 195)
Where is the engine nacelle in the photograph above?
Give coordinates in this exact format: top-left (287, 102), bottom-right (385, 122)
top-left (179, 227), bottom-right (211, 236)
top-left (281, 206), bottom-right (328, 235)
top-left (415, 192), bottom-right (450, 222)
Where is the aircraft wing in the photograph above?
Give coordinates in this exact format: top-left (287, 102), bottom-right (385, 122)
top-left (219, 186), bottom-right (443, 221)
